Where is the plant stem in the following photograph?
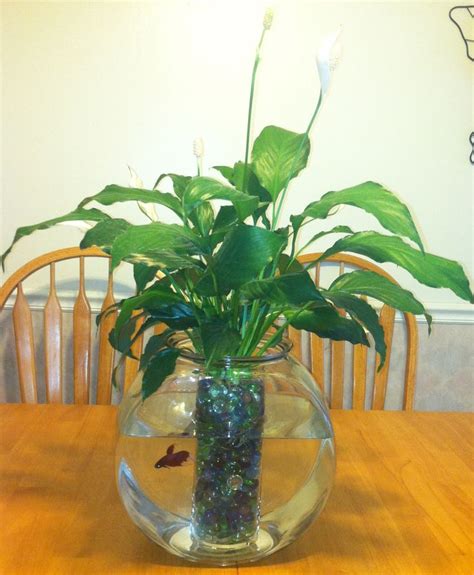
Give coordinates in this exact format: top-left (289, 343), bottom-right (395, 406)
top-left (255, 320), bottom-right (289, 356)
top-left (243, 28), bottom-right (268, 193)
top-left (272, 89), bottom-right (323, 230)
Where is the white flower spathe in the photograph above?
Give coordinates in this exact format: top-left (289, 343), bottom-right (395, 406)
top-left (128, 165), bottom-right (158, 221)
top-left (316, 26), bottom-right (342, 96)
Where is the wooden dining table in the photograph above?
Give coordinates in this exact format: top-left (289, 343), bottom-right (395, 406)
top-left (0, 404), bottom-right (472, 575)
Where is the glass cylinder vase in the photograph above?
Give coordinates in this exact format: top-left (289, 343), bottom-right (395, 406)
top-left (116, 334), bottom-right (336, 565)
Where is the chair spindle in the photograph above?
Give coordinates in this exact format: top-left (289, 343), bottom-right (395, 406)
top-left (330, 263), bottom-right (346, 408)
top-left (73, 257), bottom-right (91, 404)
top-left (96, 261), bottom-right (116, 404)
top-left (310, 262), bottom-right (325, 391)
top-left (12, 283), bottom-right (38, 403)
top-left (123, 313), bottom-right (145, 394)
top-left (372, 304), bottom-right (396, 409)
top-left (44, 263), bottom-right (63, 403)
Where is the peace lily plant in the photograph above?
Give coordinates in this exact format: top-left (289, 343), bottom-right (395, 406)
top-left (2, 11), bottom-right (473, 402)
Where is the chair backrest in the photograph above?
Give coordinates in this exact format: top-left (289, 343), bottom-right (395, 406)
top-left (1, 248), bottom-right (417, 408)
top-left (291, 253), bottom-right (418, 411)
top-left (0, 247), bottom-right (144, 404)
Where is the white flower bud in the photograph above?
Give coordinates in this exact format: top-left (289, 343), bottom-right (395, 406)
top-left (263, 8), bottom-right (274, 31)
top-left (128, 165), bottom-right (158, 221)
top-left (128, 165), bottom-right (144, 189)
top-left (193, 137), bottom-right (204, 159)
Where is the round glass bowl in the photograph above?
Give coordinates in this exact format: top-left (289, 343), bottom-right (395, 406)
top-left (116, 336), bottom-right (335, 565)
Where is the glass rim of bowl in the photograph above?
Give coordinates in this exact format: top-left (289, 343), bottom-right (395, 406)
top-left (167, 331), bottom-right (294, 366)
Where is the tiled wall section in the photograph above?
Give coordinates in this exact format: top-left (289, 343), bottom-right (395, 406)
top-left (0, 308), bottom-right (472, 411)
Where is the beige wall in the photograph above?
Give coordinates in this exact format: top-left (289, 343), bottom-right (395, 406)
top-left (1, 1), bottom-right (473, 407)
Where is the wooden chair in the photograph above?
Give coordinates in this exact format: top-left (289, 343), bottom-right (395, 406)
top-left (0, 247), bottom-right (144, 404)
top-left (1, 248), bottom-right (417, 409)
top-left (291, 253), bottom-right (418, 411)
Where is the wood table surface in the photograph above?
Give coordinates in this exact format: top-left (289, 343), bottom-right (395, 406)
top-left (0, 405), bottom-right (472, 575)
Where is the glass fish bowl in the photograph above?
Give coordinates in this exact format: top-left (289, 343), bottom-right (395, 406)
top-left (116, 334), bottom-right (336, 565)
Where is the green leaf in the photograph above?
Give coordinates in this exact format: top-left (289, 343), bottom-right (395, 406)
top-left (183, 177), bottom-right (258, 221)
top-left (142, 348), bottom-right (180, 400)
top-left (124, 250), bottom-right (203, 271)
top-left (78, 184), bottom-right (184, 218)
top-left (188, 201), bottom-right (215, 236)
top-left (241, 272), bottom-right (326, 306)
top-left (139, 329), bottom-right (173, 371)
top-left (200, 318), bottom-right (241, 363)
top-left (277, 253), bottom-right (304, 274)
top-left (329, 270), bottom-right (432, 328)
top-left (133, 263), bottom-right (159, 292)
top-left (317, 232), bottom-right (473, 303)
top-left (110, 222), bottom-right (205, 270)
top-left (153, 173), bottom-right (191, 199)
top-left (80, 218), bottom-right (130, 252)
top-left (213, 205), bottom-right (238, 232)
top-left (196, 224), bottom-right (286, 295)
top-left (299, 226), bottom-right (354, 251)
top-left (1, 207), bottom-right (111, 269)
top-left (149, 302), bottom-right (199, 330)
top-left (108, 311), bottom-right (145, 356)
top-left (95, 301), bottom-right (120, 328)
top-left (251, 125), bottom-right (310, 201)
top-left (232, 162), bottom-right (272, 202)
top-left (114, 284), bottom-right (182, 335)
top-left (287, 307), bottom-right (369, 346)
top-left (323, 292), bottom-right (387, 368)
top-left (213, 165), bottom-right (235, 184)
top-left (292, 182), bottom-right (424, 250)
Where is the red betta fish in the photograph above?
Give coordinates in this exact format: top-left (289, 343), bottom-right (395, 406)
top-left (155, 444), bottom-right (191, 469)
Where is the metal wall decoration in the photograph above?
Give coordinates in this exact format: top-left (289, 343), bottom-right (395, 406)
top-left (449, 5), bottom-right (474, 60)
top-left (449, 6), bottom-right (474, 164)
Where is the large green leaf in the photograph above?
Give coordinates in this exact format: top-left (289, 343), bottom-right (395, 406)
top-left (78, 184), bottom-right (184, 218)
top-left (124, 250), bottom-right (203, 271)
top-left (200, 318), bottom-right (241, 363)
top-left (251, 125), bottom-right (310, 201)
top-left (142, 348), bottom-right (180, 400)
top-left (108, 311), bottom-right (146, 357)
top-left (323, 292), bottom-right (387, 368)
top-left (133, 263), bottom-right (159, 292)
top-left (188, 201), bottom-right (215, 236)
top-left (277, 254), bottom-right (305, 274)
top-left (210, 205), bottom-right (239, 247)
top-left (299, 226), bottom-right (354, 250)
top-left (153, 173), bottom-right (191, 198)
top-left (232, 162), bottom-right (272, 201)
top-left (114, 284), bottom-right (182, 334)
top-left (241, 271), bottom-right (326, 306)
top-left (148, 302), bottom-right (199, 330)
top-left (139, 329), bottom-right (173, 371)
top-left (183, 177), bottom-right (258, 221)
top-left (110, 222), bottom-right (205, 269)
top-left (80, 218), bottom-right (130, 252)
top-left (196, 224), bottom-right (286, 295)
top-left (287, 307), bottom-right (369, 346)
top-left (1, 207), bottom-right (111, 269)
top-left (329, 270), bottom-right (432, 327)
top-left (292, 182), bottom-right (424, 250)
top-left (317, 232), bottom-right (473, 303)
top-left (224, 162), bottom-right (272, 227)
